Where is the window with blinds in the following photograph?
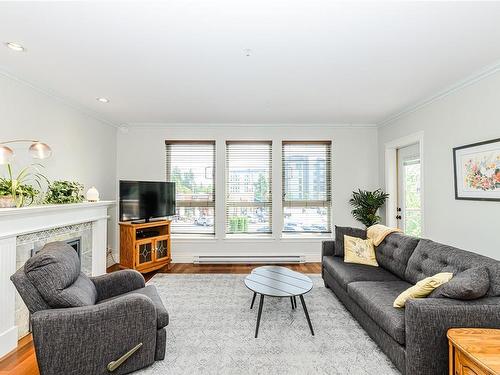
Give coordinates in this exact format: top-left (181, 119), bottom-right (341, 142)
top-left (226, 141), bottom-right (272, 234)
top-left (282, 141), bottom-right (332, 234)
top-left (165, 141), bottom-right (215, 235)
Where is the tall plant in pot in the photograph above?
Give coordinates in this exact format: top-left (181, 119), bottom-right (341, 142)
top-left (0, 164), bottom-right (47, 208)
top-left (349, 188), bottom-right (389, 228)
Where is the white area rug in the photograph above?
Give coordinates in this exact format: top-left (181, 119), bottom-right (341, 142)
top-left (138, 274), bottom-right (400, 375)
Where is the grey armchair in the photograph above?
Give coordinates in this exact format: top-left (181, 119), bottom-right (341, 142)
top-left (10, 242), bottom-right (168, 375)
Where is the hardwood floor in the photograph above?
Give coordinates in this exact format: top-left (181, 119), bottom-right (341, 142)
top-left (0, 262), bottom-right (321, 375)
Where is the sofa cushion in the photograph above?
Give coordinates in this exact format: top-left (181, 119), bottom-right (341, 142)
top-left (24, 241), bottom-right (97, 308)
top-left (98, 285), bottom-right (169, 328)
top-left (429, 267), bottom-right (490, 300)
top-left (323, 256), bottom-right (400, 290)
top-left (334, 226), bottom-right (366, 257)
top-left (375, 233), bottom-right (419, 279)
top-left (405, 239), bottom-right (500, 296)
top-left (348, 280), bottom-right (411, 345)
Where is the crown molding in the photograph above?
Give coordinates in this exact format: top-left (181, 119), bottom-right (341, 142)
top-left (0, 67), bottom-right (121, 129)
top-left (123, 122), bottom-right (378, 130)
top-left (378, 60), bottom-right (500, 128)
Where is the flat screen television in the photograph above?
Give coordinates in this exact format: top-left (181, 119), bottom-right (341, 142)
top-left (119, 180), bottom-right (176, 222)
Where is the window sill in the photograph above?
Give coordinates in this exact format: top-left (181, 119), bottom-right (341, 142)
top-left (171, 235), bottom-right (218, 241)
top-left (280, 233), bottom-right (333, 241)
top-left (225, 234), bottom-right (275, 241)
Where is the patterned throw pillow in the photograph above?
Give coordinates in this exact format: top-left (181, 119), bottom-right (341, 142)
top-left (334, 226), bottom-right (367, 257)
top-left (343, 235), bottom-right (378, 267)
top-left (393, 272), bottom-right (453, 308)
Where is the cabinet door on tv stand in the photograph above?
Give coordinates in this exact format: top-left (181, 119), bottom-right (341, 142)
top-left (154, 235), bottom-right (170, 262)
top-left (135, 239), bottom-right (155, 269)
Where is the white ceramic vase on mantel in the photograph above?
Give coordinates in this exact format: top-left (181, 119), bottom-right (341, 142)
top-left (86, 186), bottom-right (100, 202)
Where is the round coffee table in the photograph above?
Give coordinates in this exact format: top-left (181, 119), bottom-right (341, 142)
top-left (244, 265), bottom-right (314, 338)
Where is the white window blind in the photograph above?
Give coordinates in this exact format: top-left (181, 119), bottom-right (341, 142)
top-left (165, 141), bottom-right (215, 235)
top-left (226, 141), bottom-right (272, 234)
top-left (282, 141), bottom-right (332, 233)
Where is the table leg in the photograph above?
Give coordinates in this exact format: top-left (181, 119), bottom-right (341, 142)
top-left (290, 296), bottom-right (295, 310)
top-left (293, 296), bottom-right (297, 309)
top-left (299, 295), bottom-right (314, 336)
top-left (255, 294), bottom-right (264, 338)
top-left (250, 292), bottom-right (256, 309)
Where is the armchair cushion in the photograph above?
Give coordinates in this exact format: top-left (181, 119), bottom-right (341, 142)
top-left (24, 241), bottom-right (97, 308)
top-left (98, 285), bottom-right (169, 328)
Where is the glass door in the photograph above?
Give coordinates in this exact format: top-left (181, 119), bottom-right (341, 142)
top-left (397, 143), bottom-right (422, 237)
top-left (154, 235), bottom-right (170, 261)
top-left (135, 239), bottom-right (155, 268)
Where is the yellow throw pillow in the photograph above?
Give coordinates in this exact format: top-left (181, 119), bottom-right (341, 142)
top-left (393, 272), bottom-right (453, 308)
top-left (344, 235), bottom-right (378, 267)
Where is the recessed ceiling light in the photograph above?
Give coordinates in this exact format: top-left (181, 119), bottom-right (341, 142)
top-left (5, 42), bottom-right (25, 52)
top-left (96, 97), bottom-right (109, 103)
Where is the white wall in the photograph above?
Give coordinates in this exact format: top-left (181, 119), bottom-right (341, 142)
top-left (378, 72), bottom-right (500, 260)
top-left (117, 124), bottom-right (379, 262)
top-left (0, 73), bottom-right (118, 251)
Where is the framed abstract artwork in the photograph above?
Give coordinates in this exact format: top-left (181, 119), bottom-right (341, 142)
top-left (453, 138), bottom-right (500, 201)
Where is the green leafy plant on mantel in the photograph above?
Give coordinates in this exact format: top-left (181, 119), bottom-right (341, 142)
top-left (0, 164), bottom-right (47, 208)
top-left (45, 180), bottom-right (85, 204)
top-left (349, 189), bottom-right (390, 228)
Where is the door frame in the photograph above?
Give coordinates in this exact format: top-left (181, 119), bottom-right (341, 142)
top-left (384, 131), bottom-right (425, 235)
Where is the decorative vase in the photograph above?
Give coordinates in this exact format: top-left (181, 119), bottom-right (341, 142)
top-left (0, 195), bottom-right (16, 208)
top-left (86, 186), bottom-right (100, 202)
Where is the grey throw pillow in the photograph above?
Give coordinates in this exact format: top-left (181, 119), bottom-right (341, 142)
top-left (334, 226), bottom-right (367, 257)
top-left (24, 241), bottom-right (97, 308)
top-left (429, 266), bottom-right (490, 300)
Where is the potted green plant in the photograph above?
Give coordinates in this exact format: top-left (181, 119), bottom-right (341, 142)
top-left (45, 180), bottom-right (85, 204)
top-left (0, 178), bottom-right (15, 207)
top-left (349, 189), bottom-right (389, 228)
top-left (0, 164), bottom-right (46, 208)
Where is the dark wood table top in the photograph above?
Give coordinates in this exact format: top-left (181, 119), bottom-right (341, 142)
top-left (244, 266), bottom-right (313, 297)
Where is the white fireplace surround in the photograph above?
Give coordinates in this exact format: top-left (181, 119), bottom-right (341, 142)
top-left (0, 201), bottom-right (115, 358)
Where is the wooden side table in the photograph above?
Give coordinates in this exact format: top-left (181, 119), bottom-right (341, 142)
top-left (448, 328), bottom-right (500, 375)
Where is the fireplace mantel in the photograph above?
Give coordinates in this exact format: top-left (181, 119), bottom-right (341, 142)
top-left (0, 201), bottom-right (115, 238)
top-left (0, 200), bottom-right (115, 357)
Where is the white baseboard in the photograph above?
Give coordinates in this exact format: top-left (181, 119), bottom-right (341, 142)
top-left (0, 326), bottom-right (18, 358)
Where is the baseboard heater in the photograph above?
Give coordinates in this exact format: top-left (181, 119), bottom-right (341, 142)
top-left (193, 255), bottom-right (306, 264)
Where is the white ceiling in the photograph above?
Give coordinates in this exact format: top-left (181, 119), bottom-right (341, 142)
top-left (1, 1), bottom-right (500, 126)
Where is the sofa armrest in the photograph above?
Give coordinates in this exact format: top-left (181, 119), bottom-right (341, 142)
top-left (321, 241), bottom-right (335, 279)
top-left (91, 269), bottom-right (145, 301)
top-left (31, 294), bottom-right (157, 375)
top-left (405, 297), bottom-right (500, 375)
top-left (321, 240), bottom-right (335, 258)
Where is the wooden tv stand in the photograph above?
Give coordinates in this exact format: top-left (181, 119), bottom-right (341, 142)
top-left (119, 220), bottom-right (171, 273)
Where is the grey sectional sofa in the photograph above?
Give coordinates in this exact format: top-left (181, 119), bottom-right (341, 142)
top-left (321, 229), bottom-right (500, 375)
